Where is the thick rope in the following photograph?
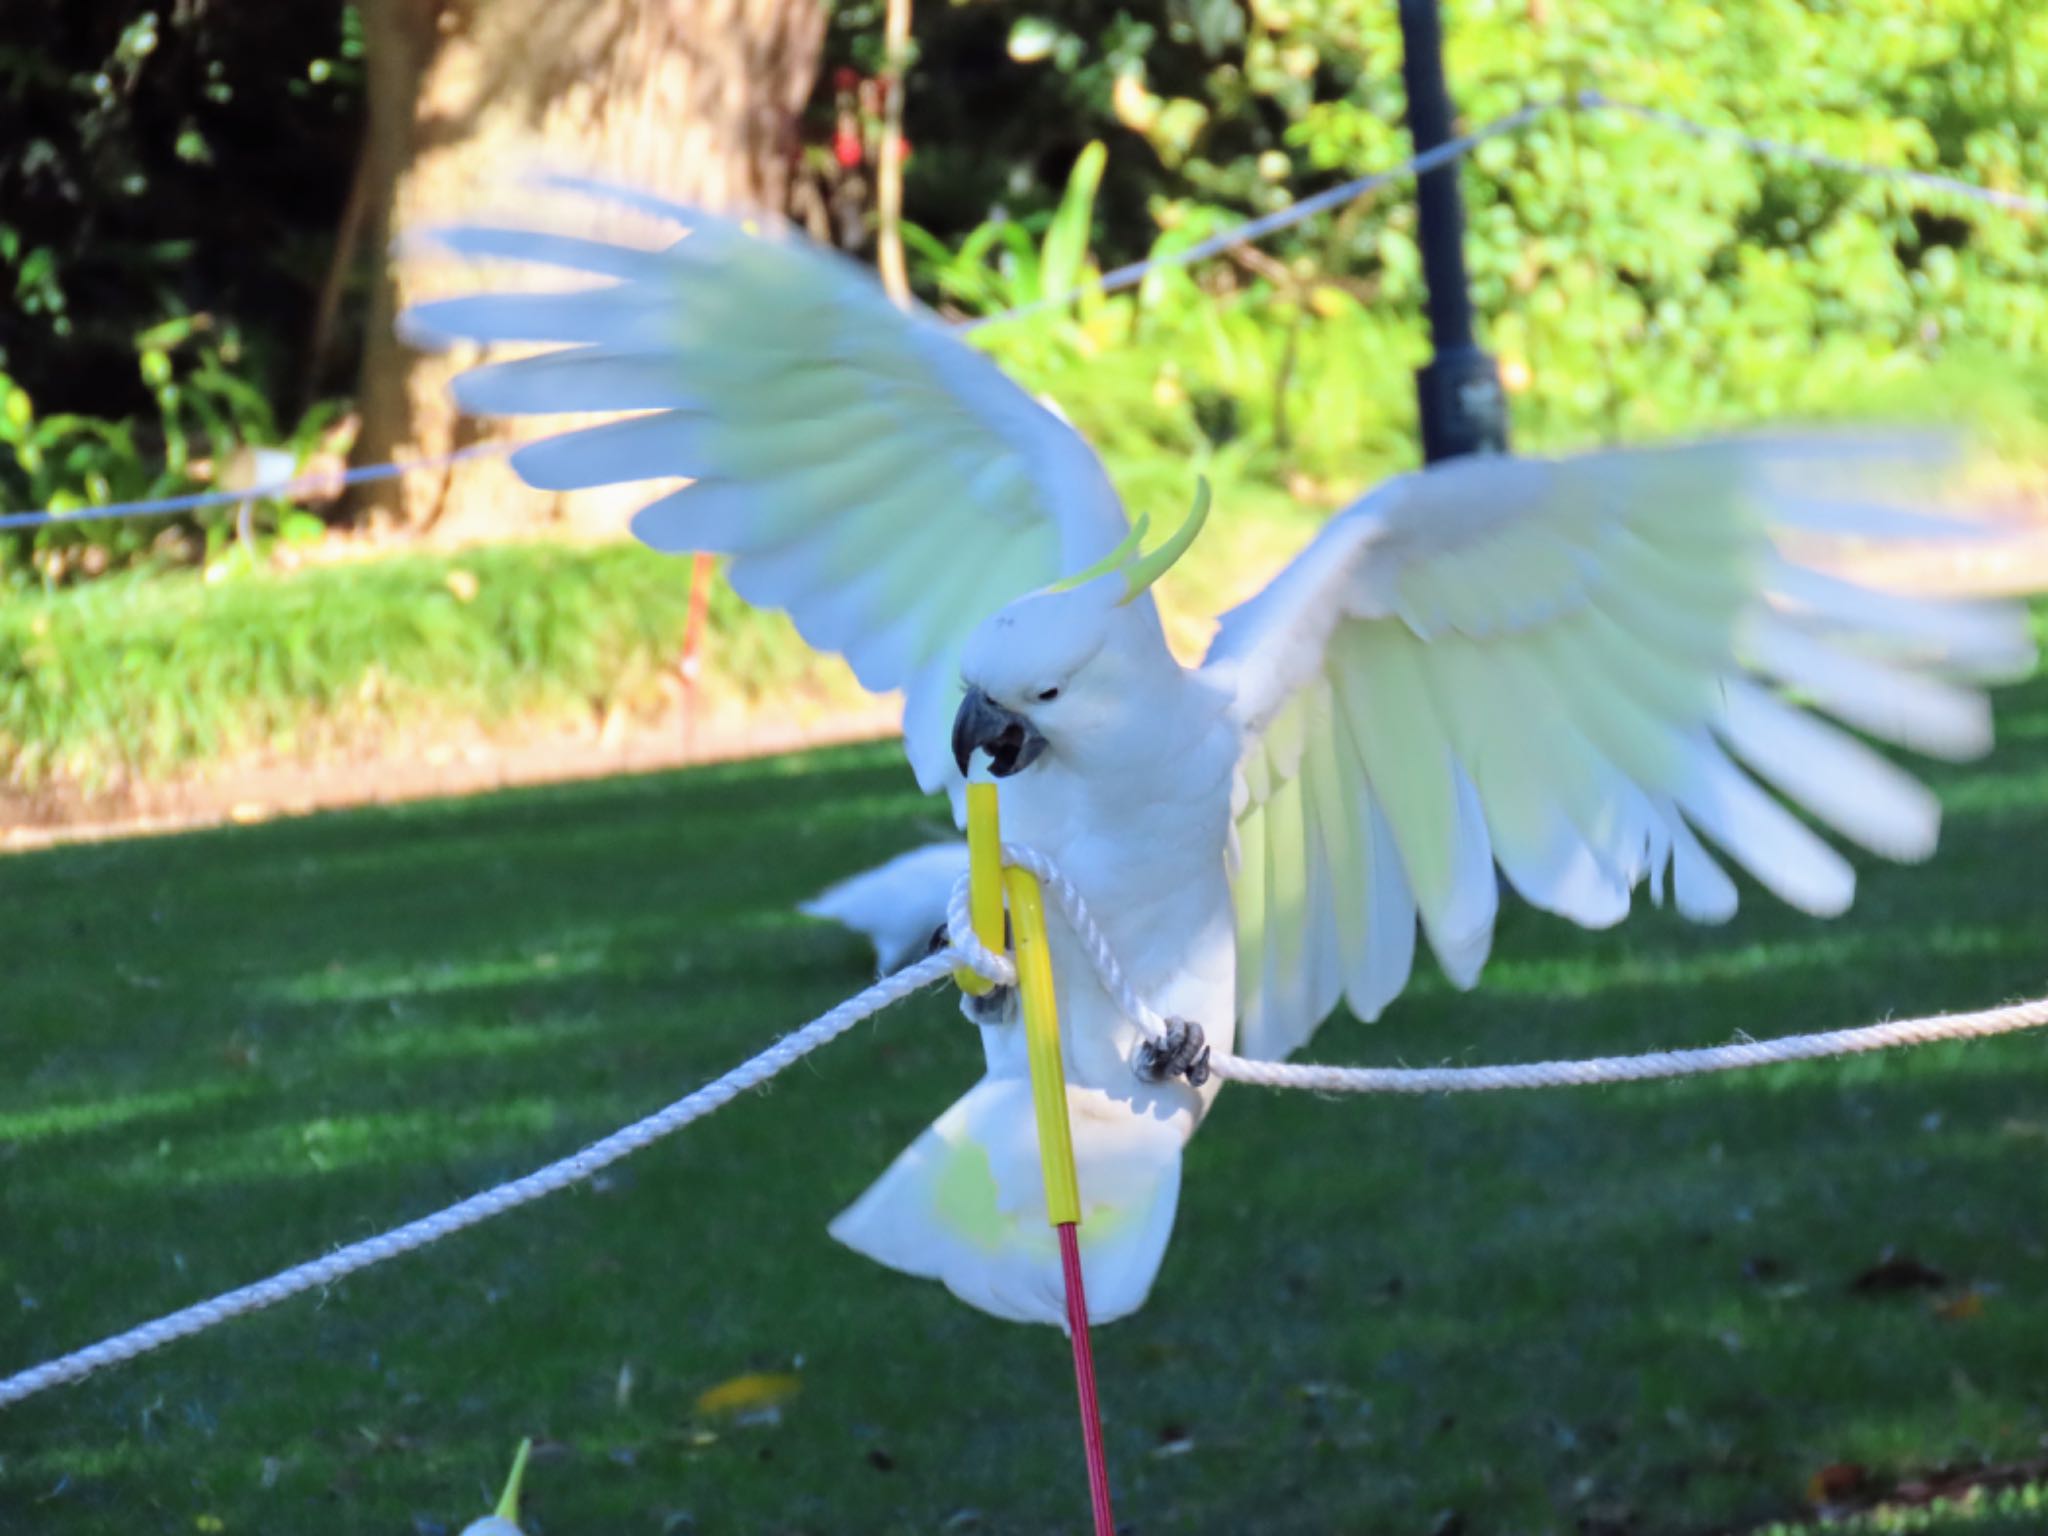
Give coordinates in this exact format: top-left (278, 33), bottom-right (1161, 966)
top-left (0, 952), bottom-right (956, 1411)
top-left (948, 849), bottom-right (2048, 1094)
top-left (11, 845), bottom-right (2045, 1410)
top-left (1206, 998), bottom-right (2048, 1091)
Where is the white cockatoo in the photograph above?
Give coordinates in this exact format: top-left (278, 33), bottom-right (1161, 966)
top-left (404, 183), bottom-right (2036, 1328)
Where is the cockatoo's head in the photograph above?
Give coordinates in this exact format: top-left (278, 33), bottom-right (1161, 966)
top-left (952, 481), bottom-right (1209, 778)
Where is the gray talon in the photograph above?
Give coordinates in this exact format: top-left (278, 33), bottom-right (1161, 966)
top-left (938, 913), bottom-right (1017, 1029)
top-left (964, 984), bottom-right (1017, 1026)
top-left (1138, 1019), bottom-right (1211, 1087)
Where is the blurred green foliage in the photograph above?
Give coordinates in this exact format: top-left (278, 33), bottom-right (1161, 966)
top-left (5, 0), bottom-right (2047, 778)
top-left (856, 0), bottom-right (2048, 490)
top-left (0, 2), bottom-right (362, 583)
top-left (1751, 1480), bottom-right (2048, 1536)
top-left (0, 316), bottom-right (351, 589)
top-left (0, 2), bottom-right (363, 417)
top-left (7, 0), bottom-right (2044, 555)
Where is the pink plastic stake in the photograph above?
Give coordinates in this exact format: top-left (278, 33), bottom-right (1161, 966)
top-left (1059, 1223), bottom-right (1115, 1535)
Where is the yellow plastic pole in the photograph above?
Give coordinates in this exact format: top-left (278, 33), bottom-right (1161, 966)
top-left (954, 775), bottom-right (1111, 1531)
top-left (957, 779), bottom-right (1081, 1222)
top-left (955, 781), bottom-right (1007, 996)
top-left (1003, 867), bottom-right (1082, 1227)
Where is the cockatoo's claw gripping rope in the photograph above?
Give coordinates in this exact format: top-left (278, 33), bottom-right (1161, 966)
top-left (945, 848), bottom-right (2048, 1091)
top-left (6, 840), bottom-right (2047, 1415)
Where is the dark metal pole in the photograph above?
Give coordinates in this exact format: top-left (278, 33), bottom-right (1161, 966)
top-left (1397, 0), bottom-right (1509, 463)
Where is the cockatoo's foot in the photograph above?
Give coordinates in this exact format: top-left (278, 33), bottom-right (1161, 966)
top-left (962, 983), bottom-right (1018, 1027)
top-left (1136, 1018), bottom-right (1211, 1088)
top-left (928, 912), bottom-right (1016, 1025)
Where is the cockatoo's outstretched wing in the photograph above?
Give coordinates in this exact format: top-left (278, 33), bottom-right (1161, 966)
top-left (402, 182), bottom-right (1131, 795)
top-left (1205, 436), bottom-right (2036, 1060)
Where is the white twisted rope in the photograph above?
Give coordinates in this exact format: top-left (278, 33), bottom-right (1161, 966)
top-left (0, 952), bottom-right (957, 1411)
top-left (948, 848), bottom-right (2048, 1094)
top-left (1208, 998), bottom-right (2048, 1091)
top-left (11, 845), bottom-right (2043, 1411)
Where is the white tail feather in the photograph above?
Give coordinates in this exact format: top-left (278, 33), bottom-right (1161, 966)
top-left (829, 1076), bottom-right (1183, 1328)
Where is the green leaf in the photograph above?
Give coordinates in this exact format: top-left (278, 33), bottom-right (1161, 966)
top-left (1039, 141), bottom-right (1108, 310)
top-left (1006, 16), bottom-right (1065, 64)
top-left (279, 511), bottom-right (326, 547)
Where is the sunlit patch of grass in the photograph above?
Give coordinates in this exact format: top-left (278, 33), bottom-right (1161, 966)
top-left (1753, 1481), bottom-right (2048, 1535)
top-left (268, 949), bottom-right (617, 1006)
top-left (0, 540), bottom-right (862, 791)
top-left (2, 669), bottom-right (2045, 1532)
top-left (0, 1082), bottom-right (248, 1144)
top-left (0, 469), bottom-right (1312, 794)
top-left (1479, 919), bottom-right (2046, 1005)
top-left (1933, 763), bottom-right (2048, 815)
top-left (335, 1017), bottom-right (609, 1068)
top-left (96, 1099), bottom-right (589, 1188)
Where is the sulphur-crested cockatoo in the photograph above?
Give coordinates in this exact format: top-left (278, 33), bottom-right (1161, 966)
top-left (404, 183), bottom-right (2036, 1328)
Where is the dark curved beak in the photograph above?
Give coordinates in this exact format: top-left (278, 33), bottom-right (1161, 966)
top-left (951, 686), bottom-right (1049, 778)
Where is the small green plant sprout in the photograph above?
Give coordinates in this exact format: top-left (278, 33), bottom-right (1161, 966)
top-left (459, 1437), bottom-right (532, 1536)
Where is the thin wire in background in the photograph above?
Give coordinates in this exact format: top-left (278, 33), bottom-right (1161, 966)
top-left (3, 92), bottom-right (2043, 532)
top-left (0, 445), bottom-right (507, 533)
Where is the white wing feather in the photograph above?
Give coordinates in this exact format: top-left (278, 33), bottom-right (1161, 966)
top-left (1208, 435), bottom-right (2035, 1060)
top-left (404, 184), bottom-right (1130, 795)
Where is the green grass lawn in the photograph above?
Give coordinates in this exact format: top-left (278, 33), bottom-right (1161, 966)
top-left (0, 469), bottom-right (1319, 796)
top-left (4, 678), bottom-right (2048, 1536)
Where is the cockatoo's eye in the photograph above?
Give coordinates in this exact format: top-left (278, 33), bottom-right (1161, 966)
top-left (1034, 686), bottom-right (1062, 703)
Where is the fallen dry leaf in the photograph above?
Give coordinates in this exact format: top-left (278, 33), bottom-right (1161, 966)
top-left (1808, 1462), bottom-right (1871, 1505)
top-left (694, 1371), bottom-right (801, 1418)
top-left (1932, 1289), bottom-right (1986, 1321)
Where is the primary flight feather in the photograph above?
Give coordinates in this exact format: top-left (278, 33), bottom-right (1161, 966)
top-left (407, 182), bottom-right (2036, 1327)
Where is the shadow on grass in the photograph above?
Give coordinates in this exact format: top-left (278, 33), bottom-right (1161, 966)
top-left (2, 683), bottom-right (2046, 1534)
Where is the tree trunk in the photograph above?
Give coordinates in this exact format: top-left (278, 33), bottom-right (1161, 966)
top-left (353, 0), bottom-right (827, 541)
top-left (873, 0), bottom-right (912, 308)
